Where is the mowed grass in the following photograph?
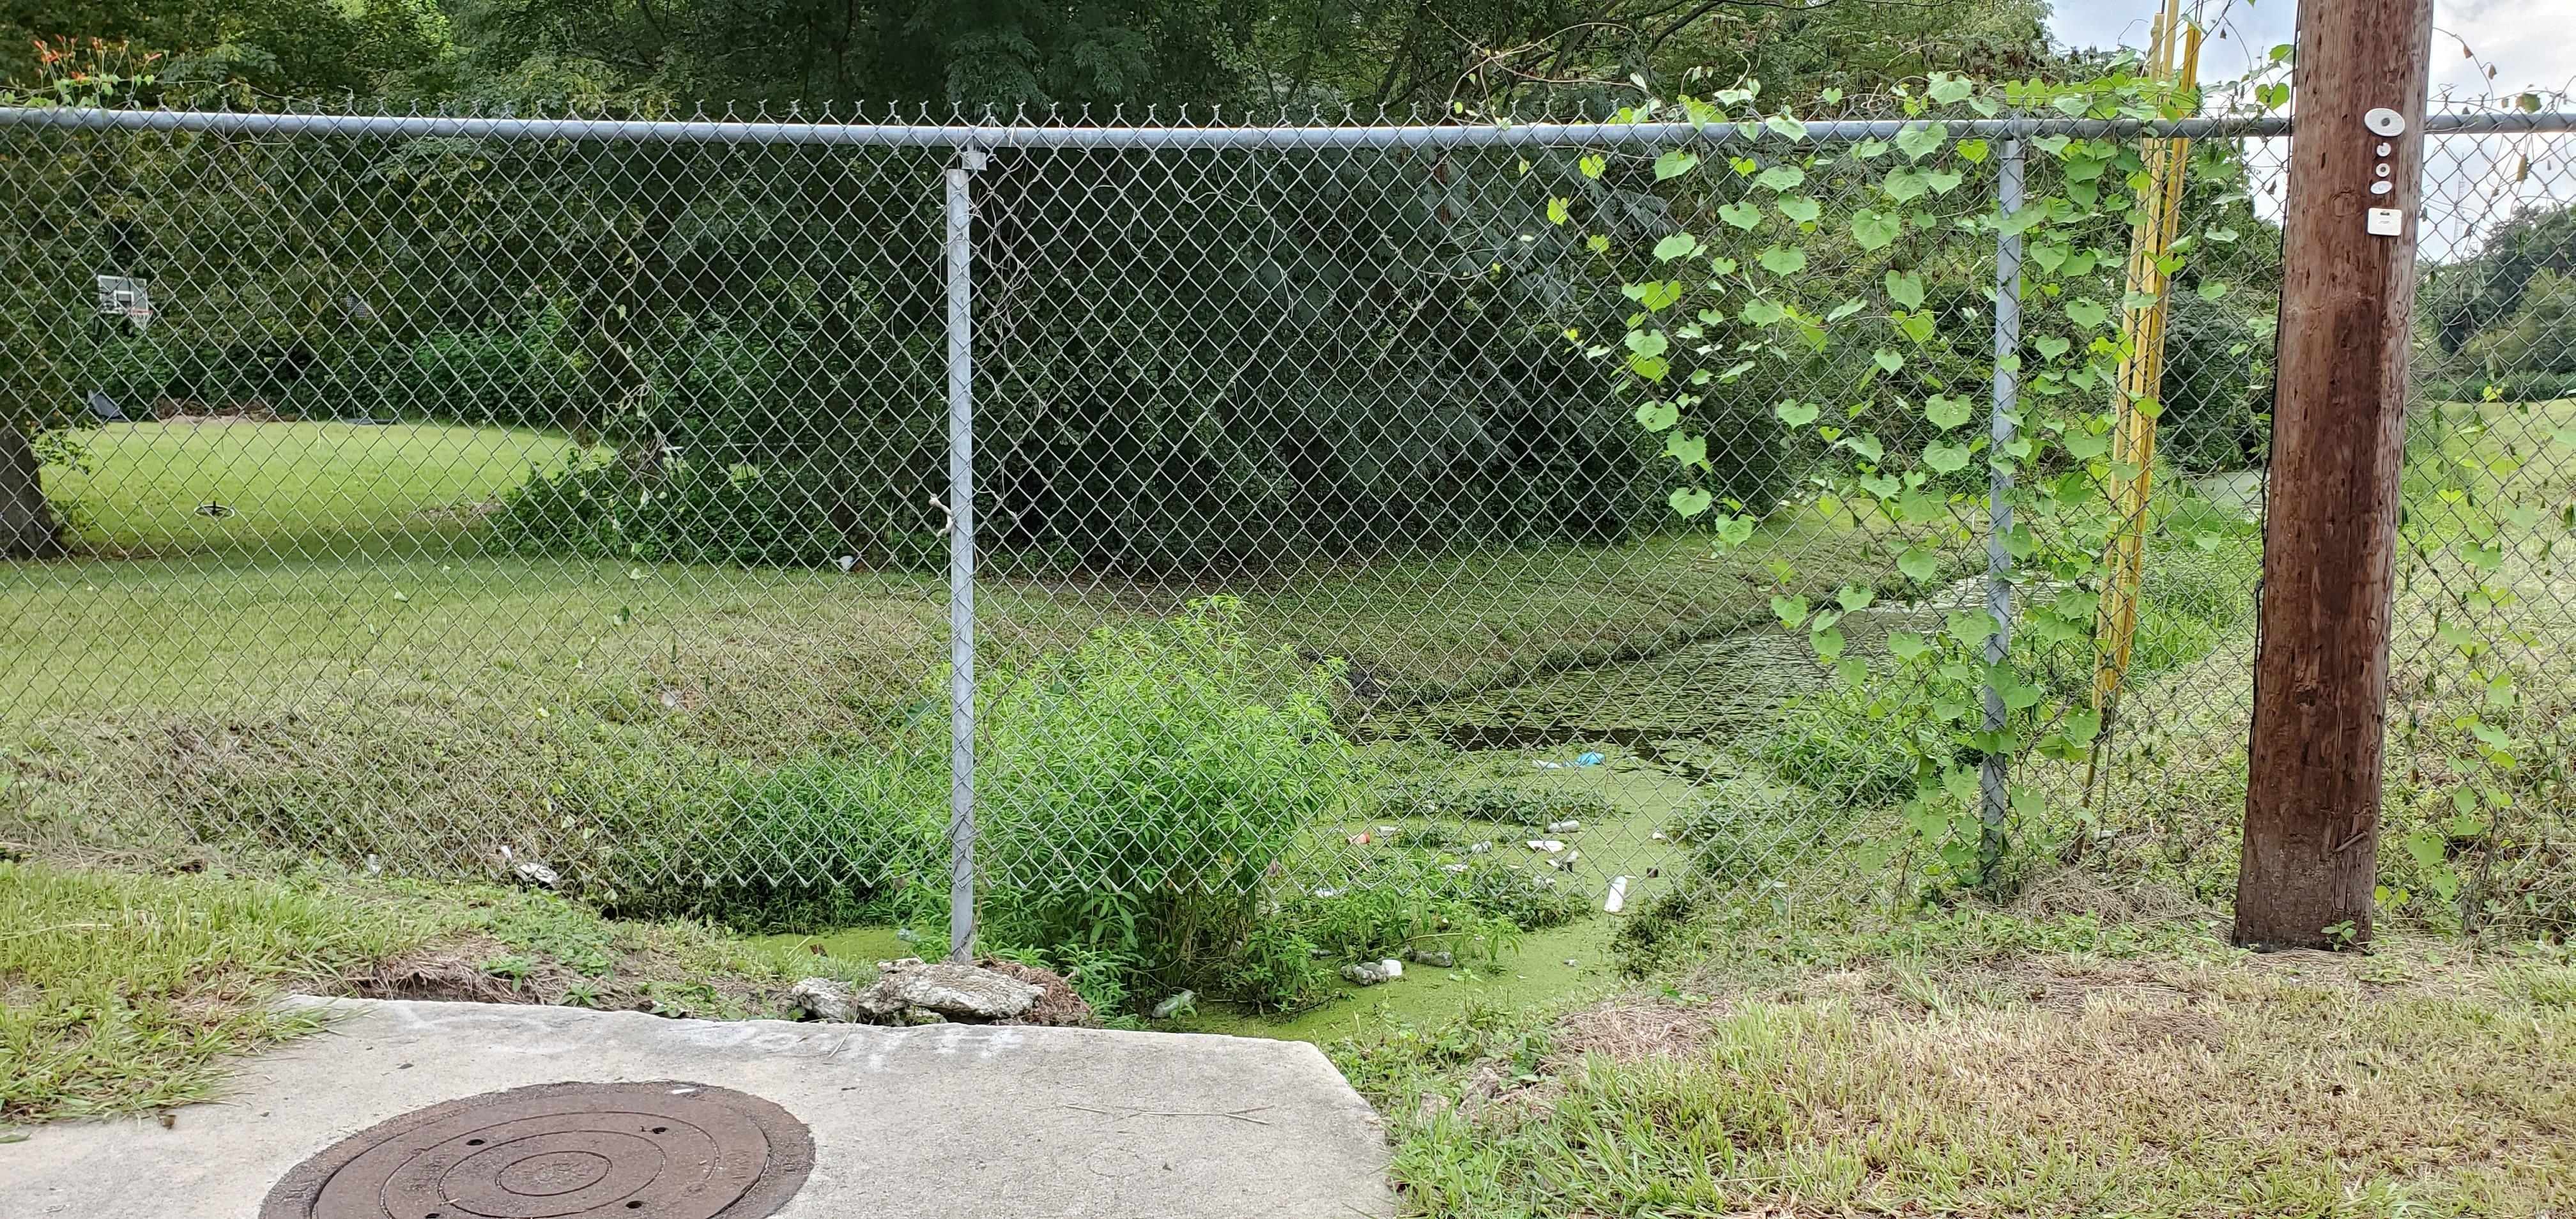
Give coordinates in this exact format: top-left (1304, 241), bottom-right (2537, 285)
top-left (0, 858), bottom-right (838, 1123)
top-left (48, 418), bottom-right (576, 559)
top-left (13, 418), bottom-right (1889, 728)
top-left (1340, 915), bottom-right (2576, 1216)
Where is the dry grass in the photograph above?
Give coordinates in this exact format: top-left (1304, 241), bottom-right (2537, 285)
top-left (0, 859), bottom-right (855, 1124)
top-left (1373, 939), bottom-right (2576, 1216)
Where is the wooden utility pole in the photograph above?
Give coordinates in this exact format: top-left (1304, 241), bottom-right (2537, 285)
top-left (2235, 0), bottom-right (2434, 950)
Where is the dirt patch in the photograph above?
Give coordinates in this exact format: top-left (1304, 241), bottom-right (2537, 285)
top-left (2004, 866), bottom-right (2209, 924)
top-left (341, 934), bottom-right (785, 1019)
top-left (1547, 996), bottom-right (1717, 1064)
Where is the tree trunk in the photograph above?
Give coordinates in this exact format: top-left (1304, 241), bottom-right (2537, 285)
top-left (2234, 0), bottom-right (2433, 951)
top-left (1, 425), bottom-right (66, 559)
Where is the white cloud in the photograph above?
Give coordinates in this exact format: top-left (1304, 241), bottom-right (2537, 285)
top-left (2046, 0), bottom-right (2576, 101)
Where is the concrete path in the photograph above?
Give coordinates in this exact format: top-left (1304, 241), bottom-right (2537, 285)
top-left (1, 997), bottom-right (1395, 1218)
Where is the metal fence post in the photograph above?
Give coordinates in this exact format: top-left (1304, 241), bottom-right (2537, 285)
top-left (1981, 135), bottom-right (2025, 847)
top-left (946, 144), bottom-right (985, 963)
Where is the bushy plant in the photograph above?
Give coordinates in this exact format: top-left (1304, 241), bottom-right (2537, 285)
top-left (484, 449), bottom-right (942, 569)
top-left (976, 599), bottom-right (1356, 1010)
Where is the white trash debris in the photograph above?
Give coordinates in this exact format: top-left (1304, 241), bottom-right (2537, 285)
top-left (1524, 839), bottom-right (1566, 853)
top-left (1545, 820), bottom-right (1583, 833)
top-left (1603, 875), bottom-right (1632, 914)
top-left (1650, 831), bottom-right (1668, 841)
top-left (1440, 862), bottom-right (1471, 873)
top-left (1468, 841), bottom-right (1493, 854)
top-left (1341, 958), bottom-right (1405, 986)
top-left (1408, 947), bottom-right (1455, 968)
top-left (1551, 849), bottom-right (1580, 871)
top-left (1151, 990), bottom-right (1197, 1019)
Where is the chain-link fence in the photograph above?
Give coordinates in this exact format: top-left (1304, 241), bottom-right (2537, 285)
top-left (3, 102), bottom-right (2573, 1003)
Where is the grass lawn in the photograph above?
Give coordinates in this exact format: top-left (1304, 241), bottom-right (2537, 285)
top-left (0, 857), bottom-right (859, 1123)
top-left (1337, 914), bottom-right (2576, 1216)
top-left (6, 418), bottom-right (1897, 888)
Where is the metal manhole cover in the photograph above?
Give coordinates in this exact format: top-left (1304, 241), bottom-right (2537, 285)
top-left (261, 1080), bottom-right (813, 1219)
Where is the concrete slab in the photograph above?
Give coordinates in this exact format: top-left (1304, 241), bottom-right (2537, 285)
top-left (1, 997), bottom-right (1394, 1219)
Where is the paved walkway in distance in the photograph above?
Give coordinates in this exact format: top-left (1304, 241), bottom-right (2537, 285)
top-left (1, 997), bottom-right (1394, 1219)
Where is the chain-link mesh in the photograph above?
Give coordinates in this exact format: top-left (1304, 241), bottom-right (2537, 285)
top-left (3, 104), bottom-right (2572, 992)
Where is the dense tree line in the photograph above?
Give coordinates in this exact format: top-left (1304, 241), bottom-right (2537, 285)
top-left (3, 0), bottom-right (2052, 112)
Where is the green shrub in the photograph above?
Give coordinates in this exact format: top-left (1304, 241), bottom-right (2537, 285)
top-left (976, 599), bottom-right (1356, 1011)
top-left (484, 450), bottom-right (941, 569)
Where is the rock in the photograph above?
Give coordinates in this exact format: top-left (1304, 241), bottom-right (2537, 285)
top-left (976, 958), bottom-right (1098, 1027)
top-left (1407, 948), bottom-right (1454, 969)
top-left (788, 977), bottom-right (855, 1022)
top-left (1151, 990), bottom-right (1197, 1020)
top-left (852, 960), bottom-right (1043, 1023)
top-left (1341, 958), bottom-right (1404, 986)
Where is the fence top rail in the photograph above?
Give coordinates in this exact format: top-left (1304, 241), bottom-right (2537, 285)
top-left (0, 104), bottom-right (2568, 147)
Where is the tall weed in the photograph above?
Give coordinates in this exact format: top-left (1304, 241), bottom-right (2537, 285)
top-left (977, 599), bottom-right (1357, 1009)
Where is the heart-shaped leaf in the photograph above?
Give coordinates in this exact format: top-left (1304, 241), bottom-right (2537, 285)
top-left (1756, 164), bottom-right (1806, 191)
top-left (1894, 121), bottom-right (1947, 161)
top-left (1764, 114), bottom-right (1809, 141)
top-left (1740, 298), bottom-right (1787, 326)
top-left (1851, 208), bottom-right (1901, 250)
top-left (1718, 201), bottom-right (1764, 230)
top-left (1715, 513), bottom-right (1756, 545)
top-left (1669, 486), bottom-right (1714, 517)
top-left (1634, 401), bottom-right (1681, 431)
top-left (1922, 439), bottom-right (1972, 473)
top-left (1655, 149), bottom-right (1700, 180)
top-left (1758, 245), bottom-right (1808, 276)
top-left (1653, 233), bottom-right (1701, 261)
top-left (1579, 153), bottom-right (1606, 179)
top-left (1896, 310), bottom-right (1936, 345)
top-left (2064, 298), bottom-right (2110, 329)
top-left (1883, 269), bottom-right (1927, 310)
top-left (1886, 631), bottom-right (1931, 662)
top-left (1546, 197), bottom-right (1571, 225)
top-left (1837, 585), bottom-right (1876, 611)
top-left (1779, 195), bottom-right (1822, 224)
top-left (1896, 548), bottom-right (1942, 583)
top-left (1664, 432), bottom-right (1708, 465)
top-left (2034, 335), bottom-right (2071, 362)
top-left (1928, 74), bottom-right (1974, 105)
top-left (1925, 395), bottom-right (1974, 430)
top-left (1624, 329), bottom-right (1669, 357)
top-left (1923, 169), bottom-right (1964, 195)
top-left (1775, 399), bottom-right (1821, 427)
top-left (1771, 594), bottom-right (1812, 629)
top-left (1623, 279), bottom-right (1685, 310)
top-left (1873, 349), bottom-right (1905, 373)
top-left (1881, 169), bottom-right (1929, 201)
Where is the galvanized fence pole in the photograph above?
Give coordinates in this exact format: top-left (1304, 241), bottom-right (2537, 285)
top-left (946, 146), bottom-right (985, 962)
top-left (1981, 136), bottom-right (2025, 846)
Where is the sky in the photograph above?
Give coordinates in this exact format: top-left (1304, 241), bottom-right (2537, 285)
top-left (2045, 0), bottom-right (2576, 103)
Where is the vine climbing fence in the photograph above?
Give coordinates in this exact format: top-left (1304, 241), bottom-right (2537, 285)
top-left (3, 97), bottom-right (2575, 986)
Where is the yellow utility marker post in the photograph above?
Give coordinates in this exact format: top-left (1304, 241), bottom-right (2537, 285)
top-left (2088, 0), bottom-right (2203, 791)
